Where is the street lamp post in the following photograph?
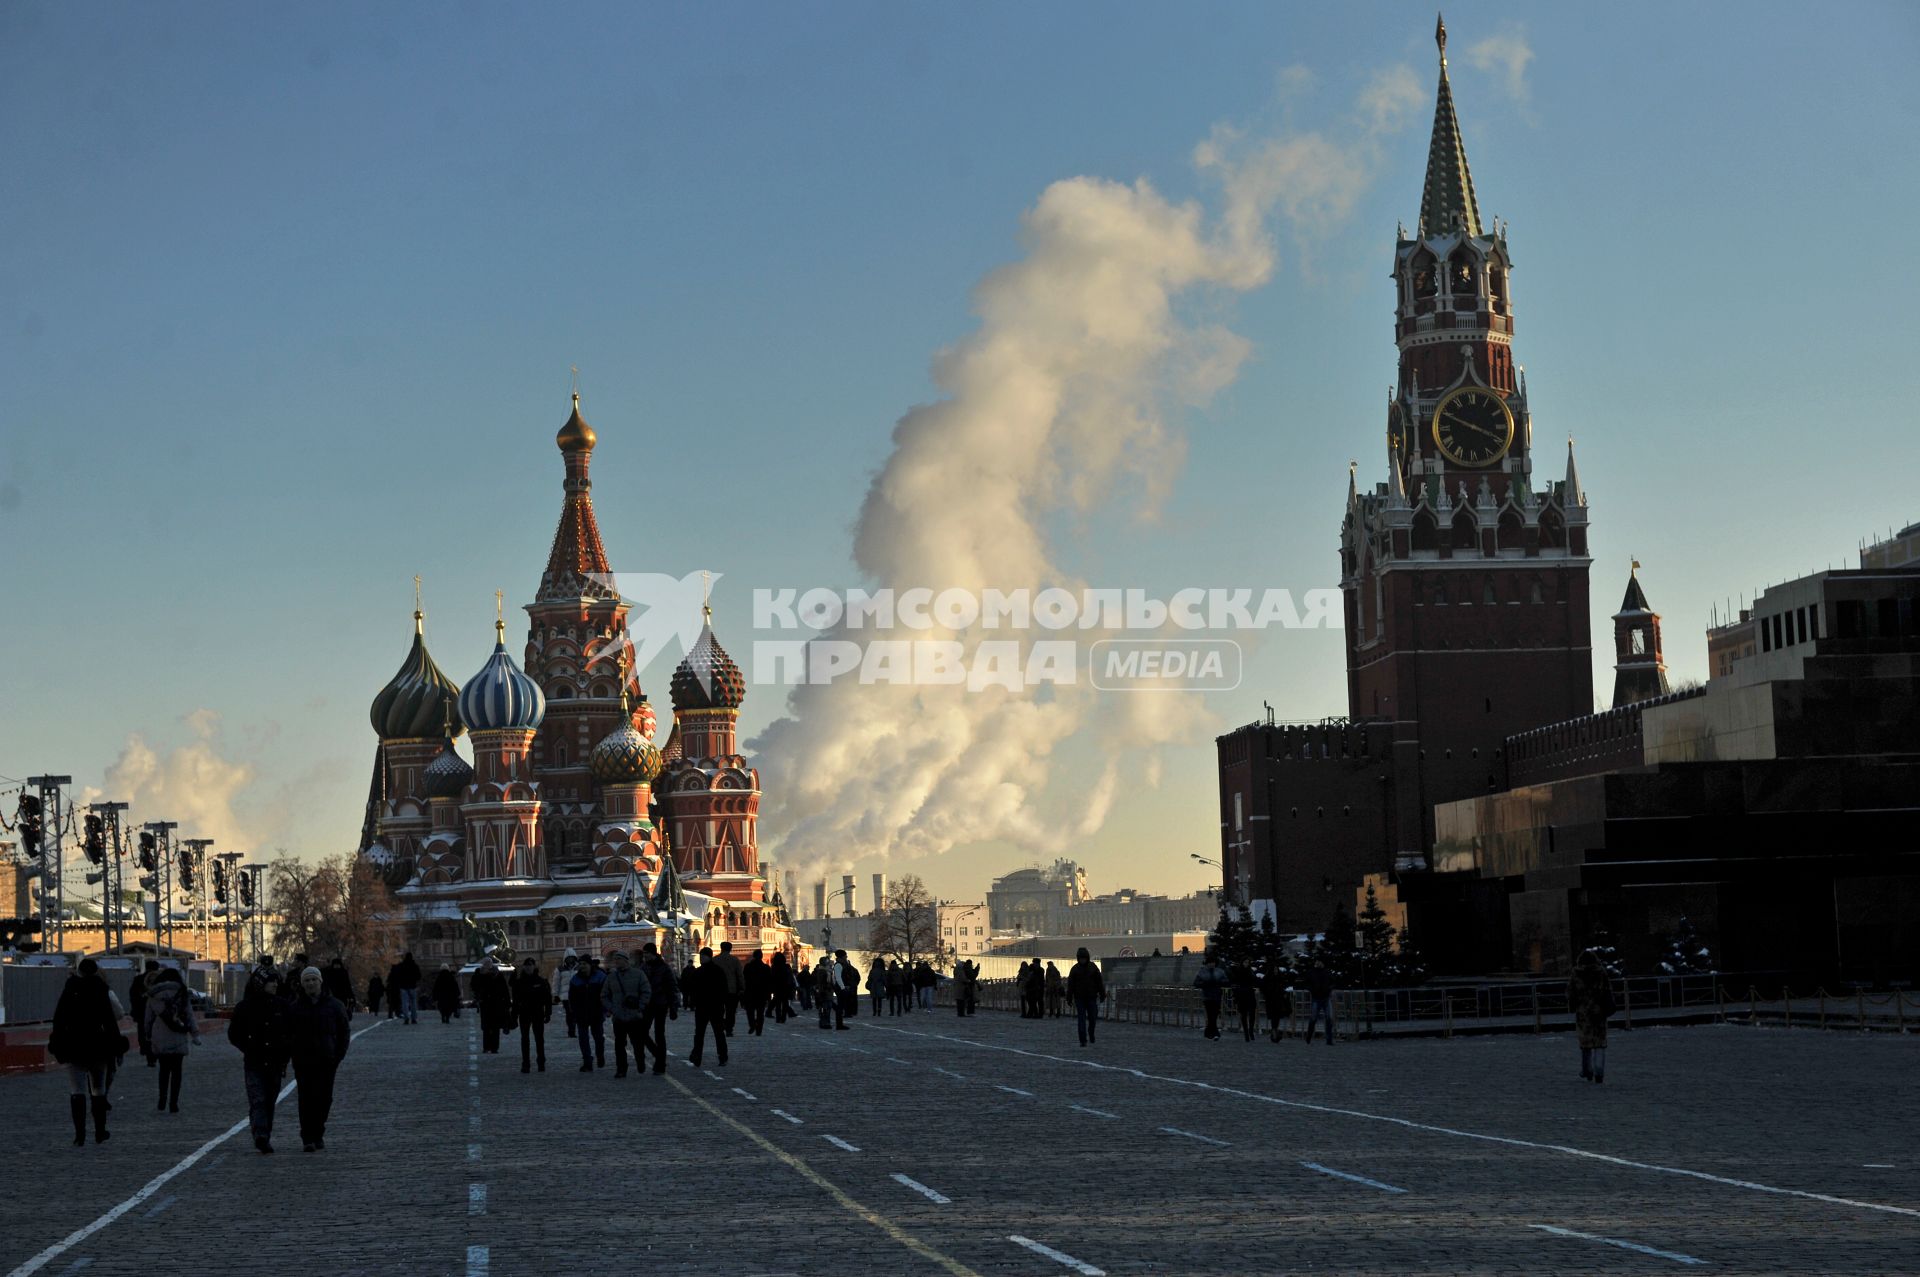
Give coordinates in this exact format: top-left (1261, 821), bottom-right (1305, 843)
top-left (821, 885), bottom-right (855, 955)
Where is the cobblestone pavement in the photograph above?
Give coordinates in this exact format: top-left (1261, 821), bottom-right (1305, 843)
top-left (2, 1008), bottom-right (1915, 1276)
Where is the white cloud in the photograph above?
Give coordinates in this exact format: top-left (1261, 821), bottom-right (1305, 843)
top-left (100, 710), bottom-right (256, 851)
top-left (1358, 64), bottom-right (1425, 136)
top-left (1465, 29), bottom-right (1534, 105)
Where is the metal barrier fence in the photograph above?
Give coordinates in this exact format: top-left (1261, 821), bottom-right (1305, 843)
top-left (937, 973), bottom-right (1919, 1037)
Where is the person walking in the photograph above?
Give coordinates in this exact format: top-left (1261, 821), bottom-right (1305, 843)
top-left (890, 960), bottom-right (910, 1016)
top-left (49, 958), bottom-right (125, 1146)
top-left (1303, 959), bottom-right (1336, 1046)
top-left (814, 955), bottom-right (840, 1030)
top-left (640, 944), bottom-right (679, 1074)
top-left (432, 964), bottom-right (462, 1025)
top-left (714, 941), bottom-right (745, 1035)
top-left (511, 957), bottom-right (552, 1073)
top-left (366, 973), bottom-right (387, 1019)
top-left (130, 960), bottom-right (160, 1068)
top-left (323, 958), bottom-right (357, 1014)
top-left (834, 951), bottom-right (858, 1027)
top-left (478, 963), bottom-right (515, 1054)
top-left (741, 951), bottom-right (770, 1037)
top-left (281, 954), bottom-right (309, 1006)
top-left (1260, 961), bottom-right (1294, 1042)
top-left (795, 953), bottom-right (814, 1013)
top-left (1230, 962), bottom-right (1259, 1042)
top-left (227, 965), bottom-right (293, 1152)
top-left (392, 951), bottom-right (422, 1024)
top-left (1568, 951), bottom-right (1617, 1083)
top-left (601, 951), bottom-right (653, 1078)
top-left (768, 952), bottom-right (794, 1025)
top-left (1044, 962), bottom-right (1065, 1018)
top-left (687, 948), bottom-right (730, 1067)
top-left (554, 951), bottom-right (580, 1038)
top-left (288, 966), bottom-right (350, 1152)
top-left (1066, 948), bottom-right (1105, 1047)
top-left (1193, 953), bottom-right (1228, 1040)
top-left (567, 955), bottom-right (608, 1072)
top-left (143, 968), bottom-right (200, 1112)
top-left (868, 958), bottom-right (887, 1017)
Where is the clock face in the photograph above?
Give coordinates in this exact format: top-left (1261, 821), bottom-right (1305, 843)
top-left (1430, 386), bottom-right (1515, 467)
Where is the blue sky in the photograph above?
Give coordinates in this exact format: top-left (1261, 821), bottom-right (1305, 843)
top-left (3, 2), bottom-right (1916, 904)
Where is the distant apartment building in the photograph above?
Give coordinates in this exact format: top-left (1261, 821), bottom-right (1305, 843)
top-left (985, 861), bottom-right (1216, 937)
top-left (939, 902), bottom-right (990, 956)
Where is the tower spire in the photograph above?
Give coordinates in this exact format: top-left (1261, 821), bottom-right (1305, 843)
top-left (1564, 434), bottom-right (1586, 507)
top-left (1419, 12), bottom-right (1483, 239)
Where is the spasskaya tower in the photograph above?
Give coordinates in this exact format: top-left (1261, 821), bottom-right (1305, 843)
top-left (1339, 15), bottom-right (1594, 839)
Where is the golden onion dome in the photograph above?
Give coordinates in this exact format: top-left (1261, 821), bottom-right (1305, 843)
top-left (557, 391), bottom-right (596, 453)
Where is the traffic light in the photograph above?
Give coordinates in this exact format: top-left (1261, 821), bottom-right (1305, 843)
top-left (213, 859), bottom-right (229, 904)
top-left (17, 795), bottom-right (42, 856)
top-left (83, 813), bottom-right (106, 864)
top-left (178, 848), bottom-right (195, 893)
top-left (238, 871), bottom-right (255, 909)
top-left (138, 830), bottom-right (157, 870)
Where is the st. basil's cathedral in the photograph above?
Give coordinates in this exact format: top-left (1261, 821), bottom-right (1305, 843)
top-left (356, 393), bottom-right (796, 967)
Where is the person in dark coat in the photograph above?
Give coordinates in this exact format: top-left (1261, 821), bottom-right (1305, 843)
top-left (431, 964), bottom-right (462, 1024)
top-left (741, 951), bottom-right (770, 1036)
top-left (768, 952), bottom-right (795, 1025)
top-left (601, 950), bottom-right (653, 1078)
top-left (143, 968), bottom-right (200, 1112)
top-left (1230, 962), bottom-right (1259, 1042)
top-left (280, 954), bottom-right (310, 1005)
top-left (323, 958), bottom-right (356, 1015)
top-left (795, 954), bottom-right (814, 1012)
top-left (1066, 948), bottom-right (1105, 1046)
top-left (385, 975), bottom-right (402, 1020)
top-left (228, 965), bottom-right (293, 1152)
top-left (49, 958), bottom-right (125, 1146)
top-left (473, 964), bottom-right (512, 1054)
top-left (366, 973), bottom-right (386, 1019)
top-left (392, 951), bottom-right (422, 1024)
top-left (813, 955), bottom-right (840, 1029)
top-left (566, 957), bottom-right (608, 1071)
top-left (1302, 958), bottom-right (1336, 1046)
top-left (1568, 951), bottom-right (1617, 1083)
top-left (714, 941), bottom-right (745, 1034)
top-left (287, 966), bottom-right (350, 1152)
top-left (914, 960), bottom-right (937, 1012)
top-left (1193, 954), bottom-right (1228, 1040)
top-left (640, 944), bottom-right (680, 1074)
top-left (687, 948), bottom-right (730, 1067)
top-left (869, 958), bottom-right (889, 1016)
top-left (130, 959), bottom-right (160, 1067)
top-left (1260, 962), bottom-right (1294, 1042)
top-left (835, 951), bottom-right (858, 1025)
top-left (954, 960), bottom-right (978, 1017)
top-left (510, 957), bottom-right (552, 1073)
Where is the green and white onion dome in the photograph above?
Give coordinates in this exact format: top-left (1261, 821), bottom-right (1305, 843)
top-left (589, 722), bottom-right (663, 785)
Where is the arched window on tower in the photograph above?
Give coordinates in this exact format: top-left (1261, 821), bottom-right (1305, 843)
top-left (1539, 508), bottom-right (1566, 550)
top-left (1447, 249), bottom-right (1477, 307)
top-left (1411, 507), bottom-right (1440, 552)
top-left (1451, 509), bottom-right (1479, 553)
top-left (1497, 508), bottom-right (1524, 551)
top-left (1411, 251), bottom-right (1437, 314)
top-left (1488, 266), bottom-right (1508, 315)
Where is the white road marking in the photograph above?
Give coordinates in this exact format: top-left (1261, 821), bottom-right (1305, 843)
top-left (822, 1134), bottom-right (861, 1152)
top-left (53, 1263), bottom-right (88, 1277)
top-left (891, 1173), bottom-right (952, 1204)
top-left (140, 1196), bottom-right (176, 1219)
top-left (1529, 1224), bottom-right (1705, 1265)
top-left (771, 1109), bottom-right (805, 1125)
top-left (731, 1087), bottom-right (758, 1100)
top-left (3, 1019), bottom-right (389, 1277)
top-left (467, 1075), bottom-right (478, 1088)
top-left (1160, 1126), bottom-right (1230, 1147)
top-left (860, 1022), bottom-right (1920, 1221)
top-left (468, 1183), bottom-right (487, 1216)
top-left (1301, 1161), bottom-right (1406, 1193)
top-left (467, 1142), bottom-right (481, 1162)
top-left (994, 1085), bottom-right (1034, 1097)
top-left (465, 1245), bottom-right (489, 1277)
top-left (1070, 1105), bottom-right (1119, 1119)
top-left (1864, 1163), bottom-right (1895, 1169)
top-left (932, 1067), bottom-right (967, 1080)
top-left (886, 1056), bottom-right (912, 1065)
top-left (842, 1045), bottom-right (871, 1053)
top-left (201, 1153), bottom-right (228, 1173)
top-left (467, 1112), bottom-right (481, 1132)
top-left (703, 1069), bottom-right (723, 1080)
top-left (1008, 1235), bottom-right (1104, 1275)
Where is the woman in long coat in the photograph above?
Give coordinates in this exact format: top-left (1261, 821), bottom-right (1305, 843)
top-left (49, 959), bottom-right (125, 1145)
top-left (143, 968), bottom-right (200, 1112)
top-left (1567, 951), bottom-right (1617, 1083)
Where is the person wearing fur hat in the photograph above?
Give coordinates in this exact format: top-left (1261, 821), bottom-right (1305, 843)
top-left (142, 968), bottom-right (200, 1113)
top-left (288, 966), bottom-right (350, 1152)
top-left (228, 965), bottom-right (294, 1152)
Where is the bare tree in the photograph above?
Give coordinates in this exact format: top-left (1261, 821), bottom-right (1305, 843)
top-left (266, 853), bottom-right (402, 980)
top-left (866, 875), bottom-right (947, 967)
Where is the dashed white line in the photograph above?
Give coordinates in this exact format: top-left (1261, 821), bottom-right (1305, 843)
top-left (932, 1067), bottom-right (967, 1080)
top-left (1159, 1126), bottom-right (1230, 1147)
top-left (1008, 1234), bottom-right (1104, 1275)
top-left (731, 1087), bottom-right (758, 1100)
top-left (468, 1112), bottom-right (481, 1132)
top-left (467, 1075), bottom-right (478, 1089)
top-left (1069, 1105), bottom-right (1119, 1119)
top-left (1301, 1161), bottom-right (1405, 1193)
top-left (140, 1196), bottom-right (176, 1219)
top-left (891, 1173), bottom-right (952, 1204)
top-left (1864, 1163), bottom-right (1896, 1169)
top-left (467, 1142), bottom-right (481, 1162)
top-left (467, 1183), bottom-right (487, 1216)
top-left (886, 1056), bottom-right (912, 1065)
top-left (821, 1134), bottom-right (861, 1153)
top-left (465, 1245), bottom-right (489, 1277)
top-left (1529, 1224), bottom-right (1704, 1265)
top-left (703, 1069), bottom-right (723, 1081)
top-left (770, 1109), bottom-right (805, 1125)
top-left (994, 1085), bottom-right (1035, 1098)
top-left (842, 1045), bottom-right (871, 1053)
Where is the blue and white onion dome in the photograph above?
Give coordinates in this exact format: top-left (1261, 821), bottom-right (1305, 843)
top-left (589, 719), bottom-right (663, 785)
top-left (459, 619), bottom-right (547, 732)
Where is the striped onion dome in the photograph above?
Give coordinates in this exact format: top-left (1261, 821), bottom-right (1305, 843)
top-left (589, 721), bottom-right (663, 785)
top-left (459, 622), bottom-right (546, 732)
top-left (422, 741), bottom-right (474, 799)
top-left (370, 612), bottom-right (463, 740)
top-left (670, 613), bottom-right (746, 710)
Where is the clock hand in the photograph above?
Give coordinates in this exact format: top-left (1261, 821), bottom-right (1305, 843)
top-left (1443, 413), bottom-right (1505, 442)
